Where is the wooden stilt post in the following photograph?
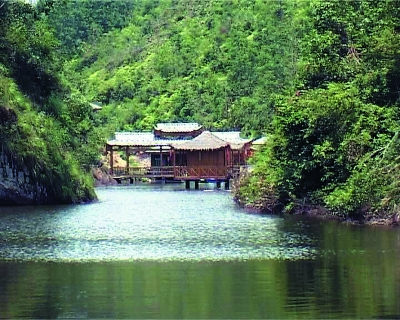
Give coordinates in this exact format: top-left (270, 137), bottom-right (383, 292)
top-left (195, 180), bottom-right (199, 190)
top-left (160, 146), bottom-right (163, 177)
top-left (109, 146), bottom-right (114, 175)
top-left (173, 149), bottom-right (176, 178)
top-left (185, 180), bottom-right (190, 189)
top-left (225, 179), bottom-right (230, 190)
top-left (160, 146), bottom-right (163, 167)
top-left (126, 146), bottom-right (130, 175)
top-left (216, 181), bottom-right (221, 189)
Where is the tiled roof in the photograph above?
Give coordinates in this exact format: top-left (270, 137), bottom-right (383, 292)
top-left (114, 132), bottom-right (154, 142)
top-left (107, 132), bottom-right (185, 147)
top-left (171, 131), bottom-right (229, 151)
top-left (154, 122), bottom-right (202, 133)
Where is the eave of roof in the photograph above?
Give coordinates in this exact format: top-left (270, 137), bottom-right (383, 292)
top-left (107, 139), bottom-right (186, 147)
top-left (107, 132), bottom-right (186, 147)
top-left (107, 129), bottom-right (252, 150)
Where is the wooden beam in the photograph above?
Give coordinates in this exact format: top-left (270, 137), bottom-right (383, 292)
top-left (173, 149), bottom-right (176, 177)
top-left (110, 147), bottom-right (114, 175)
top-left (225, 179), bottom-right (230, 190)
top-left (126, 146), bottom-right (130, 175)
top-left (160, 146), bottom-right (163, 168)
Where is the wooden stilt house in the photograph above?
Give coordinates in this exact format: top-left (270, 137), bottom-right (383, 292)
top-left (171, 131), bottom-right (231, 180)
top-left (105, 123), bottom-right (252, 184)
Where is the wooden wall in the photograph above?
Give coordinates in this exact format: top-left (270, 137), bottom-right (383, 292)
top-left (186, 149), bottom-right (225, 167)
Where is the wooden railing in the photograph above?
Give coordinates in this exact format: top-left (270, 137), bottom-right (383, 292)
top-left (147, 166), bottom-right (175, 177)
top-left (111, 165), bottom-right (248, 179)
top-left (111, 166), bottom-right (175, 178)
top-left (174, 166), bottom-right (228, 179)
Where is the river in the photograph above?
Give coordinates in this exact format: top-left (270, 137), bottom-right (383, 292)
top-left (0, 184), bottom-right (399, 319)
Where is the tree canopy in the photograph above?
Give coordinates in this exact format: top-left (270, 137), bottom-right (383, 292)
top-left (237, 0), bottom-right (400, 220)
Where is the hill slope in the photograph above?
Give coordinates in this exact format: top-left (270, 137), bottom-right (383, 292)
top-left (62, 0), bottom-right (302, 136)
top-left (0, 0), bottom-right (96, 205)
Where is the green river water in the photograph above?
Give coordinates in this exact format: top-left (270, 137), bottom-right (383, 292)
top-left (0, 184), bottom-right (399, 318)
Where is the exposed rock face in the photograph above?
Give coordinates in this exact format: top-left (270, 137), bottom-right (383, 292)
top-left (0, 181), bottom-right (35, 205)
top-left (0, 148), bottom-right (48, 205)
top-left (92, 166), bottom-right (117, 186)
top-left (1, 106), bottom-right (42, 205)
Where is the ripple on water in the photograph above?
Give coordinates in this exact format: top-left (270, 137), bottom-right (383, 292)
top-left (0, 185), bottom-right (318, 262)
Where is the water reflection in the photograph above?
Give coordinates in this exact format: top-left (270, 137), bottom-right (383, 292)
top-left (0, 185), bottom-right (399, 318)
top-left (0, 185), bottom-right (317, 262)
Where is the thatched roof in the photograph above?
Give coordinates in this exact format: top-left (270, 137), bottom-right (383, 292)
top-left (213, 132), bottom-right (252, 150)
top-left (154, 122), bottom-right (202, 133)
top-left (171, 131), bottom-right (229, 151)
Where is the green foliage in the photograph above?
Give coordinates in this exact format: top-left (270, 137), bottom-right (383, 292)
top-left (36, 0), bottom-right (135, 57)
top-left (62, 0), bottom-right (302, 136)
top-left (235, 135), bottom-right (284, 213)
top-left (239, 0), bottom-right (400, 219)
top-left (325, 132), bottom-right (400, 218)
top-left (0, 69), bottom-right (96, 204)
top-left (0, 0), bottom-right (97, 204)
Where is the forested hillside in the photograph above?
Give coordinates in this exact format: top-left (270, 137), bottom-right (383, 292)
top-left (58, 0), bottom-right (301, 136)
top-left (0, 0), bottom-right (96, 204)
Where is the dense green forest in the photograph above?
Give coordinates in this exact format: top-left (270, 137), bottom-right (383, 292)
top-left (56, 0), bottom-right (300, 136)
top-left (2, 0), bottom-right (400, 221)
top-left (237, 1), bottom-right (400, 222)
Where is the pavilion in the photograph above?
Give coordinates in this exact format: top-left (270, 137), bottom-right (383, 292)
top-left (105, 123), bottom-right (253, 187)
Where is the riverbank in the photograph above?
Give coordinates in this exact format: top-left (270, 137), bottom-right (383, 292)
top-left (235, 197), bottom-right (400, 227)
top-left (288, 203), bottom-right (400, 227)
top-left (232, 175), bottom-right (400, 227)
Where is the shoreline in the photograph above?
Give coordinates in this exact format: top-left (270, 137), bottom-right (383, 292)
top-left (235, 198), bottom-right (400, 227)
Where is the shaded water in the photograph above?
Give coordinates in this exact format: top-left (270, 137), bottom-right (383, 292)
top-left (0, 184), bottom-right (400, 318)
